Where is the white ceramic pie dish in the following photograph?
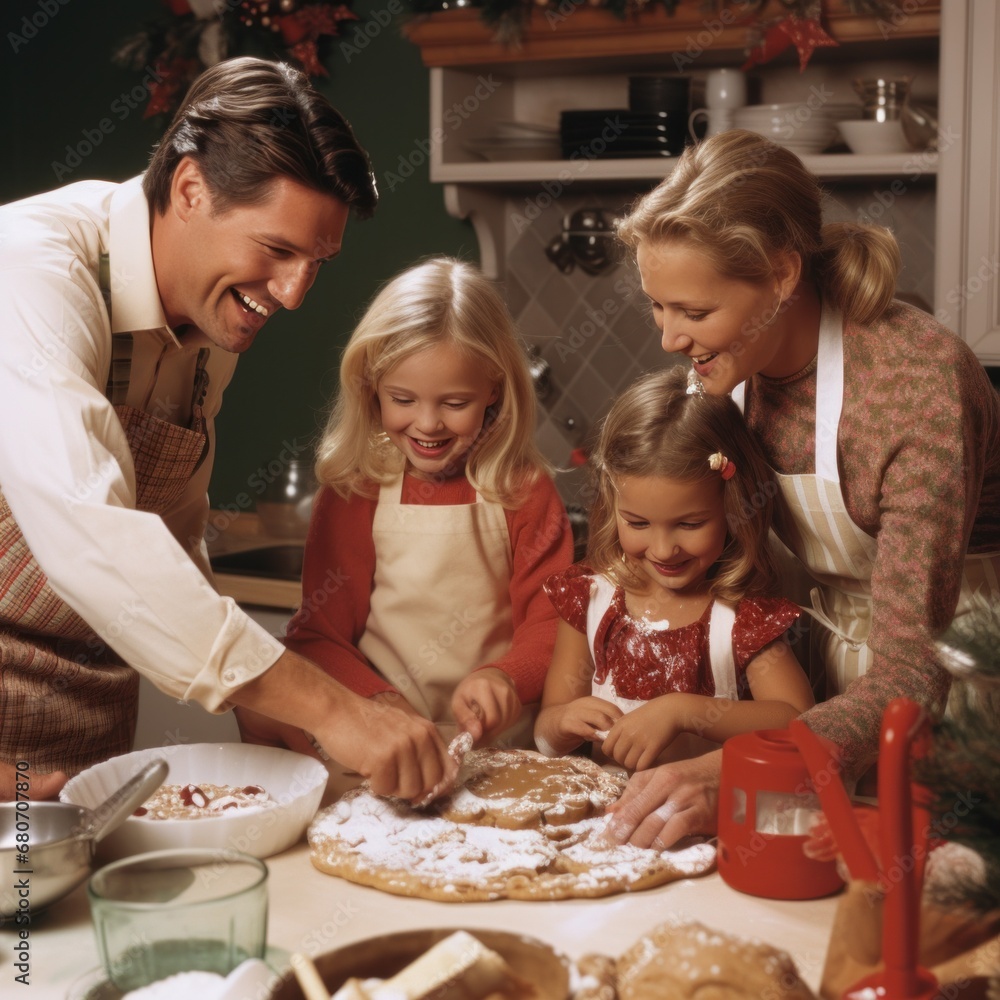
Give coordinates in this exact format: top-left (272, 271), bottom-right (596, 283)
top-left (61, 743), bottom-right (327, 861)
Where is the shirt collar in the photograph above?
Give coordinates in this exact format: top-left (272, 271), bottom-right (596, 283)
top-left (107, 176), bottom-right (180, 346)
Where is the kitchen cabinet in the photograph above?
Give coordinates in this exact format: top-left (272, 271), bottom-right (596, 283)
top-left (400, 1), bottom-right (1000, 362)
top-left (935, 0), bottom-right (1000, 360)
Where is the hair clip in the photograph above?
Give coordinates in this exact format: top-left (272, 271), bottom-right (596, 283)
top-left (685, 368), bottom-right (705, 395)
top-left (709, 451), bottom-right (737, 480)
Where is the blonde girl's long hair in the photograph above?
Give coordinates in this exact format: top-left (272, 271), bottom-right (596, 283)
top-left (316, 257), bottom-right (550, 505)
top-left (617, 129), bottom-right (901, 326)
top-left (587, 366), bottom-right (781, 603)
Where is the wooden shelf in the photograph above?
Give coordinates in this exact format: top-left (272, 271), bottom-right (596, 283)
top-left (405, 1), bottom-right (941, 69)
top-left (432, 150), bottom-right (938, 185)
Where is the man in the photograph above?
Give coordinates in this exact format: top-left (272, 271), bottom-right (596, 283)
top-left (0, 57), bottom-right (455, 802)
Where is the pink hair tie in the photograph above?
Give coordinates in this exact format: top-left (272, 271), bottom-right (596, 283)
top-left (709, 452), bottom-right (736, 480)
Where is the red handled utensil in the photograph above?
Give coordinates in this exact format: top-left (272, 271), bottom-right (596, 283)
top-left (794, 700), bottom-right (937, 999)
top-left (842, 698), bottom-right (937, 1000)
top-left (789, 720), bottom-right (880, 883)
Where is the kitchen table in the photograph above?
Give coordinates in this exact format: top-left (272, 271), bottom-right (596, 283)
top-left (6, 839), bottom-right (840, 999)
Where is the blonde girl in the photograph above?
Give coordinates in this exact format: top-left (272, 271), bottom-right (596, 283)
top-left (536, 365), bottom-right (813, 772)
top-left (284, 257), bottom-right (573, 758)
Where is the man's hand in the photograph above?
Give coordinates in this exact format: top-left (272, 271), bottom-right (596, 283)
top-left (451, 668), bottom-right (521, 744)
top-left (312, 694), bottom-right (456, 801)
top-left (229, 650), bottom-right (456, 804)
top-left (602, 750), bottom-right (723, 849)
top-left (0, 762), bottom-right (67, 803)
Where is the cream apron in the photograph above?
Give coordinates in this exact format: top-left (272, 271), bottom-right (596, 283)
top-left (587, 574), bottom-right (738, 764)
top-left (357, 475), bottom-right (533, 746)
top-left (0, 254), bottom-right (210, 774)
top-left (733, 302), bottom-right (1000, 703)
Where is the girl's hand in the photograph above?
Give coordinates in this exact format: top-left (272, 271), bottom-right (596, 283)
top-left (451, 668), bottom-right (522, 744)
top-left (556, 696), bottom-right (623, 744)
top-left (602, 696), bottom-right (682, 771)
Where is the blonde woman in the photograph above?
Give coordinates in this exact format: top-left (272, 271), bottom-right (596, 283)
top-left (284, 257), bottom-right (573, 756)
top-left (536, 366), bottom-right (813, 772)
top-left (606, 129), bottom-right (1000, 850)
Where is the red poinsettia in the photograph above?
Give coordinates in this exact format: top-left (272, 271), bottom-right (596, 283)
top-left (116, 0), bottom-right (359, 117)
top-left (742, 14), bottom-right (839, 73)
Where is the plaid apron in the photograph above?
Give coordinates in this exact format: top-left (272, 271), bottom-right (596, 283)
top-left (0, 254), bottom-right (210, 774)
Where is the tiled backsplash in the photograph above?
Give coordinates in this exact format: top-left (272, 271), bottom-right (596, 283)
top-left (503, 180), bottom-right (936, 508)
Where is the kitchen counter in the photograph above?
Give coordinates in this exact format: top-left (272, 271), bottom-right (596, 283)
top-left (207, 511), bottom-right (302, 611)
top-left (14, 840), bottom-right (839, 998)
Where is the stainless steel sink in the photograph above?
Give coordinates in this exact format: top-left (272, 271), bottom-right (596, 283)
top-left (210, 545), bottom-right (304, 581)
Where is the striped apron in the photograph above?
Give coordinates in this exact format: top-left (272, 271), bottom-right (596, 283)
top-left (0, 256), bottom-right (210, 774)
top-left (734, 303), bottom-right (1000, 702)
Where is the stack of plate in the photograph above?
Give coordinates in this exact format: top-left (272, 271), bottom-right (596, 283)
top-left (464, 120), bottom-right (561, 162)
top-left (560, 108), bottom-right (687, 160)
top-left (628, 75), bottom-right (691, 114)
top-left (732, 103), bottom-right (841, 155)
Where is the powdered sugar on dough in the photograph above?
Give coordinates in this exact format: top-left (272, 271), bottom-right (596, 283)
top-left (308, 749), bottom-right (716, 902)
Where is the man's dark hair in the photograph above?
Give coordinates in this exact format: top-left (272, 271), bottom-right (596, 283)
top-left (143, 56), bottom-right (377, 218)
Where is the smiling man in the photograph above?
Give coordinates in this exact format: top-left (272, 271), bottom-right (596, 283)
top-left (0, 57), bottom-right (455, 804)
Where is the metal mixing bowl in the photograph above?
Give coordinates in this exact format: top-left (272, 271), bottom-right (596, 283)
top-left (0, 802), bottom-right (93, 921)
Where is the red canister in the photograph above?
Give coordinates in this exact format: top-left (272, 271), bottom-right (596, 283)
top-left (717, 728), bottom-right (844, 899)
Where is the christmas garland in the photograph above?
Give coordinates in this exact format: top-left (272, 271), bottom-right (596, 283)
top-left (114, 0), bottom-right (358, 118)
top-left (406, 0), bottom-right (904, 67)
top-left (116, 0), bottom-right (905, 117)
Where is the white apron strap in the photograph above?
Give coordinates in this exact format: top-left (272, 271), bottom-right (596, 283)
top-left (586, 574), bottom-right (617, 659)
top-left (708, 600), bottom-right (738, 699)
top-left (814, 303), bottom-right (845, 483)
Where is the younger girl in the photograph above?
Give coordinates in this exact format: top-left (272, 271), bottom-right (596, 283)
top-left (535, 366), bottom-right (814, 771)
top-left (284, 257), bottom-right (573, 757)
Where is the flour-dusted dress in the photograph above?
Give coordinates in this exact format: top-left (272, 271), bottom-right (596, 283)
top-left (543, 565), bottom-right (800, 762)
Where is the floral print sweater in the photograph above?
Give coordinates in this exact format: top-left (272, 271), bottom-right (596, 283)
top-left (744, 301), bottom-right (1000, 780)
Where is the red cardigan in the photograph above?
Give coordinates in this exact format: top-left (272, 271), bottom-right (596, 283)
top-left (283, 471), bottom-right (574, 704)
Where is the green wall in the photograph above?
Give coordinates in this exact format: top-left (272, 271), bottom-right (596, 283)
top-left (0, 0), bottom-right (473, 507)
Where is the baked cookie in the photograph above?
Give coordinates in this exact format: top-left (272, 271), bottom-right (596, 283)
top-left (308, 748), bottom-right (715, 902)
top-left (616, 918), bottom-right (816, 1000)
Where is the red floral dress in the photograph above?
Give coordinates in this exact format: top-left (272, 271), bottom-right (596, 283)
top-left (544, 564), bottom-right (800, 708)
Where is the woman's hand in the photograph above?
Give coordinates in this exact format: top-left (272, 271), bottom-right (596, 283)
top-left (451, 668), bottom-right (522, 744)
top-left (602, 749), bottom-right (723, 849)
top-left (601, 695), bottom-right (684, 771)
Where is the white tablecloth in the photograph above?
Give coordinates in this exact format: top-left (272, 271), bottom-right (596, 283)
top-left (4, 840), bottom-right (839, 999)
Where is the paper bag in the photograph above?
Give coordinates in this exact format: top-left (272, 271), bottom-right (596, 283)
top-left (819, 880), bottom-right (1000, 998)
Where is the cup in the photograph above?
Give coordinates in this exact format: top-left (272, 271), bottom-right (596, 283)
top-left (704, 68), bottom-right (747, 111)
top-left (688, 107), bottom-right (733, 141)
top-left (88, 848), bottom-right (268, 991)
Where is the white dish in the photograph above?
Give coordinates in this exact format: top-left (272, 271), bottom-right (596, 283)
top-left (464, 138), bottom-right (561, 162)
top-left (837, 118), bottom-right (911, 154)
top-left (61, 743), bottom-right (327, 861)
top-left (494, 119), bottom-right (559, 139)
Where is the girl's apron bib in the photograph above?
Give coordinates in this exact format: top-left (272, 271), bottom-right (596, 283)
top-left (587, 574), bottom-right (738, 765)
top-left (0, 254), bottom-right (210, 773)
top-left (733, 303), bottom-right (1000, 704)
top-left (357, 475), bottom-right (531, 745)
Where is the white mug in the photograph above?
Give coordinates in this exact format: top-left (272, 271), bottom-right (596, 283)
top-left (688, 107), bottom-right (733, 141)
top-left (704, 68), bottom-right (747, 111)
